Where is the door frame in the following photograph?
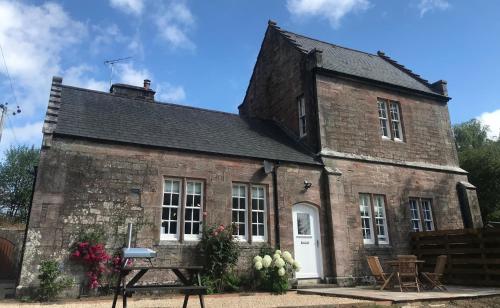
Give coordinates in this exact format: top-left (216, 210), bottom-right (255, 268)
top-left (292, 202), bottom-right (324, 279)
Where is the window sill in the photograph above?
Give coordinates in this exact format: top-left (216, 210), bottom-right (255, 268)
top-left (363, 244), bottom-right (392, 250)
top-left (156, 240), bottom-right (199, 247)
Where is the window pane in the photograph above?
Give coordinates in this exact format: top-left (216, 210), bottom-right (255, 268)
top-left (193, 223), bottom-right (200, 234)
top-left (252, 224), bottom-right (257, 236)
top-left (409, 199), bottom-right (421, 232)
top-left (169, 222), bottom-right (177, 234)
top-left (252, 212), bottom-right (257, 222)
top-left (359, 194), bottom-right (374, 244)
top-left (297, 213), bottom-right (311, 235)
top-left (194, 195), bottom-right (201, 207)
top-left (171, 194), bottom-right (179, 206)
top-left (184, 222), bottom-right (191, 234)
top-left (193, 209), bottom-right (200, 221)
top-left (185, 208), bottom-right (193, 220)
top-left (162, 208), bottom-right (169, 220)
top-left (238, 224), bottom-right (245, 235)
top-left (252, 199), bottom-right (257, 210)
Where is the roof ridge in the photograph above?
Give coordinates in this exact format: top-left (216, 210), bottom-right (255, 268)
top-left (61, 84), bottom-right (240, 118)
top-left (280, 28), bottom-right (380, 58)
top-left (376, 51), bottom-right (435, 92)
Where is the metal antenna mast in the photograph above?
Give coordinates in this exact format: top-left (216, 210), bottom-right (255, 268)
top-left (104, 57), bottom-right (132, 87)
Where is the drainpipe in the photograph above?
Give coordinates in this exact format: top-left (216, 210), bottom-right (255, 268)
top-left (272, 162), bottom-right (281, 249)
top-left (16, 165), bottom-right (38, 288)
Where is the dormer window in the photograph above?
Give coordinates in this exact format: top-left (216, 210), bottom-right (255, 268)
top-left (377, 98), bottom-right (404, 141)
top-left (298, 95), bottom-right (307, 137)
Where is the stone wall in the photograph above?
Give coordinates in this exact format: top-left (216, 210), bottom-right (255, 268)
top-left (324, 158), bottom-right (468, 284)
top-left (316, 74), bottom-right (459, 167)
top-left (239, 23), bottom-right (320, 152)
top-left (19, 137), bottom-right (326, 293)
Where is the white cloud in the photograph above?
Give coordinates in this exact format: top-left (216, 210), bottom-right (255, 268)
top-left (156, 83), bottom-right (186, 103)
top-left (418, 0), bottom-right (450, 17)
top-left (0, 1), bottom-right (87, 116)
top-left (109, 0), bottom-right (144, 15)
top-left (477, 109), bottom-right (500, 140)
top-left (64, 65), bottom-right (109, 92)
top-left (155, 2), bottom-right (196, 49)
top-left (114, 62), bottom-right (151, 86)
top-left (0, 121), bottom-right (43, 155)
top-left (287, 0), bottom-right (370, 28)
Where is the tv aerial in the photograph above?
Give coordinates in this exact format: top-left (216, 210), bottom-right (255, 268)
top-left (104, 57), bottom-right (132, 87)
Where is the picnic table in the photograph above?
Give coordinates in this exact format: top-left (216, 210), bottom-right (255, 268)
top-left (111, 265), bottom-right (207, 308)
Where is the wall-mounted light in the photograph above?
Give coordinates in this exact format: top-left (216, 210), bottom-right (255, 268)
top-left (304, 180), bottom-right (312, 190)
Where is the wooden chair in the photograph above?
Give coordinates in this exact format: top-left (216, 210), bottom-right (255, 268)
top-left (367, 256), bottom-right (392, 290)
top-left (421, 255), bottom-right (447, 291)
top-left (396, 255), bottom-right (420, 292)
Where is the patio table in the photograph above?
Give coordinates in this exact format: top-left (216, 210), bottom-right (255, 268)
top-left (111, 265), bottom-right (207, 308)
top-left (380, 260), bottom-right (425, 291)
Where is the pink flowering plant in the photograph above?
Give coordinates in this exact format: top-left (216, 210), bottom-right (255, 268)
top-left (198, 223), bottom-right (240, 293)
top-left (70, 229), bottom-right (111, 289)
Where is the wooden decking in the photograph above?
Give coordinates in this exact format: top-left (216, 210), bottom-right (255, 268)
top-left (297, 286), bottom-right (500, 304)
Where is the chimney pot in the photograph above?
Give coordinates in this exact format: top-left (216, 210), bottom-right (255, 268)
top-left (144, 79), bottom-right (151, 90)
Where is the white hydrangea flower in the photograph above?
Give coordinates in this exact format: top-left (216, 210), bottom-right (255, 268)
top-left (253, 255), bottom-right (262, 264)
top-left (254, 261), bottom-right (263, 270)
top-left (273, 253), bottom-right (281, 260)
top-left (275, 257), bottom-right (286, 268)
top-left (262, 255), bottom-right (272, 268)
top-left (275, 250), bottom-right (282, 255)
top-left (293, 260), bottom-right (301, 271)
top-left (278, 267), bottom-right (286, 276)
top-left (282, 251), bottom-right (293, 263)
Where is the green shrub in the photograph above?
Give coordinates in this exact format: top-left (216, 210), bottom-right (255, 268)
top-left (37, 260), bottom-right (72, 301)
top-left (198, 224), bottom-right (240, 293)
top-left (252, 249), bottom-right (300, 294)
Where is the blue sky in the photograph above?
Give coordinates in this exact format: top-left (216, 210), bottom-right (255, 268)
top-left (0, 0), bottom-right (499, 156)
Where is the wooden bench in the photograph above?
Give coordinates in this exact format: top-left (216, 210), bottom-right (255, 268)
top-left (111, 265), bottom-right (207, 308)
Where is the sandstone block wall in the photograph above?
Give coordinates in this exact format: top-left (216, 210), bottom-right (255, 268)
top-left (19, 137), bottom-right (326, 292)
top-left (325, 158), bottom-right (467, 283)
top-left (316, 74), bottom-right (459, 167)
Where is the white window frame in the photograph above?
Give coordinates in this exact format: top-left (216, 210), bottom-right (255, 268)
top-left (359, 194), bottom-right (375, 245)
top-left (377, 98), bottom-right (404, 141)
top-left (421, 199), bottom-right (435, 231)
top-left (409, 198), bottom-right (435, 232)
top-left (389, 102), bottom-right (403, 141)
top-left (251, 185), bottom-right (267, 242)
top-left (374, 195), bottom-right (389, 245)
top-left (232, 184), bottom-right (248, 241)
top-left (377, 99), bottom-right (391, 139)
top-left (184, 181), bottom-right (203, 241)
top-left (409, 199), bottom-right (422, 232)
top-left (161, 179), bottom-right (181, 240)
top-left (298, 96), bottom-right (307, 138)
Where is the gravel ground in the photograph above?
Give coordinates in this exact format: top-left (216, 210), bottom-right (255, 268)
top-left (0, 292), bottom-right (371, 308)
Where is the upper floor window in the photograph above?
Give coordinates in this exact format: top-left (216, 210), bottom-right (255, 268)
top-left (377, 98), bottom-right (404, 141)
top-left (409, 198), bottom-right (435, 232)
top-left (359, 193), bottom-right (389, 245)
top-left (298, 95), bottom-right (307, 137)
top-left (161, 178), bottom-right (204, 241)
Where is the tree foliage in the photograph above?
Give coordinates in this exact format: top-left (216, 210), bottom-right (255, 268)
top-left (453, 120), bottom-right (500, 222)
top-left (0, 145), bottom-right (40, 222)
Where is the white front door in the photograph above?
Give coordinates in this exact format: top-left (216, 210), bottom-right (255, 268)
top-left (292, 203), bottom-right (323, 279)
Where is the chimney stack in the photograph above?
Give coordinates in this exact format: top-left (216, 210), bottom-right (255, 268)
top-left (110, 80), bottom-right (155, 101)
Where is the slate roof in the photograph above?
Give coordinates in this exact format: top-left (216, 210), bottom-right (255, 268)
top-left (278, 28), bottom-right (442, 96)
top-left (55, 85), bottom-right (321, 165)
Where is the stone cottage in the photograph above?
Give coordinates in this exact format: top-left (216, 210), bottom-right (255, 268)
top-left (18, 20), bottom-right (482, 292)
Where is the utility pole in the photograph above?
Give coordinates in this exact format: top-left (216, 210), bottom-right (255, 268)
top-left (0, 103), bottom-right (7, 143)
